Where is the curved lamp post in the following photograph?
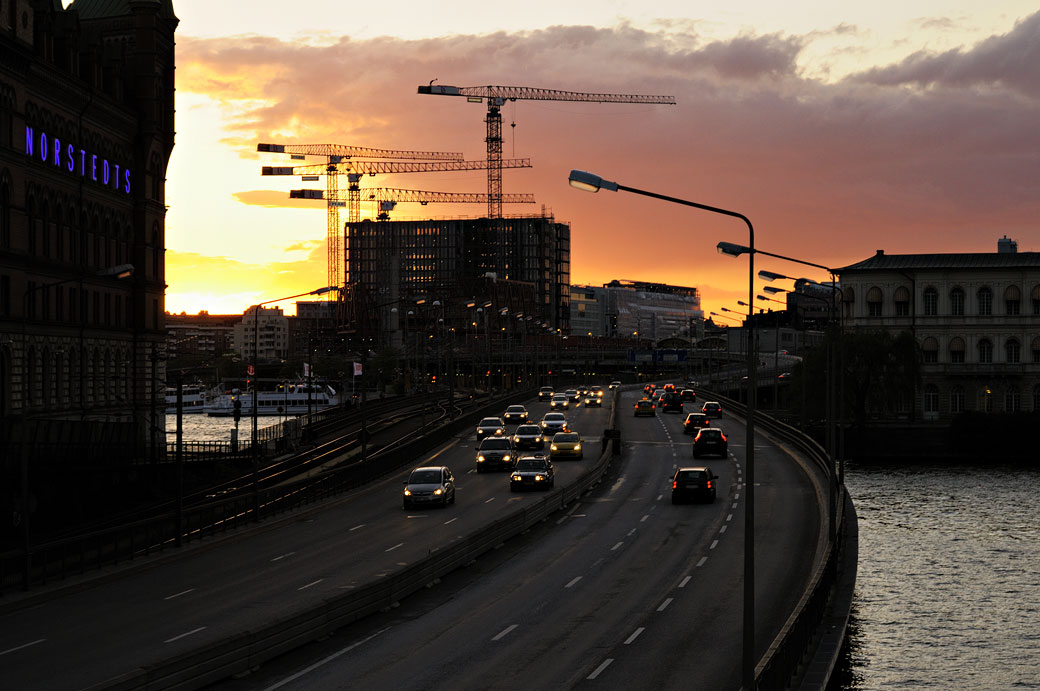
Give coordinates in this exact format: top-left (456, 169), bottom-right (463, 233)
top-left (569, 169), bottom-right (758, 689)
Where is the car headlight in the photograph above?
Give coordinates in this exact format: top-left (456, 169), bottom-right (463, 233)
top-left (511, 474), bottom-right (521, 481)
top-left (503, 454), bottom-right (511, 461)
top-left (535, 436), bottom-right (542, 442)
top-left (495, 429), bottom-right (503, 435)
top-left (535, 475), bottom-right (544, 481)
top-left (550, 444), bottom-right (558, 451)
top-left (403, 489), bottom-right (412, 496)
top-left (574, 444), bottom-right (581, 451)
top-left (513, 436), bottom-right (520, 442)
top-left (477, 455), bottom-right (485, 461)
top-left (433, 488), bottom-right (443, 495)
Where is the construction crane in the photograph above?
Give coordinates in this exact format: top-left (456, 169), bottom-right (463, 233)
top-left (417, 83), bottom-right (676, 218)
top-left (256, 142), bottom-right (464, 291)
top-left (290, 187), bottom-right (536, 220)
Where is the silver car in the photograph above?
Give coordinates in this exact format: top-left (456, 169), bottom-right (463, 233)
top-left (403, 466), bottom-right (456, 509)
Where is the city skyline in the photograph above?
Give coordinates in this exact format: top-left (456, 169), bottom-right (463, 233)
top-left (159, 1), bottom-right (1039, 319)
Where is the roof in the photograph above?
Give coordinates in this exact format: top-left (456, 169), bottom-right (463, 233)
top-left (68, 0), bottom-right (178, 21)
top-left (836, 250), bottom-right (1040, 273)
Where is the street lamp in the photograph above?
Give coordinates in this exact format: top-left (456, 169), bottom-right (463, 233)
top-left (250, 285), bottom-right (336, 521)
top-left (569, 169), bottom-right (758, 688)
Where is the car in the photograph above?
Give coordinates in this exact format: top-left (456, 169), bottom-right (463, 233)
top-left (671, 466), bottom-right (717, 504)
top-left (565, 388), bottom-right (581, 402)
top-left (476, 416), bottom-right (506, 440)
top-left (777, 372), bottom-right (792, 380)
top-left (550, 431), bottom-right (583, 460)
top-left (503, 405), bottom-right (529, 423)
top-left (538, 386), bottom-right (555, 400)
top-left (609, 381), bottom-right (622, 389)
top-left (659, 392), bottom-right (684, 414)
top-left (591, 387), bottom-right (605, 398)
top-left (651, 389), bottom-right (666, 404)
top-left (540, 412), bottom-right (569, 434)
top-left (633, 399), bottom-right (656, 416)
top-left (510, 454), bottom-right (555, 491)
top-left (701, 401), bottom-right (723, 418)
top-left (549, 393), bottom-right (570, 410)
top-left (512, 424), bottom-right (545, 450)
top-left (692, 428), bottom-right (728, 458)
top-left (683, 412), bottom-right (710, 434)
top-left (680, 388), bottom-right (697, 402)
top-left (583, 395), bottom-right (602, 408)
top-left (578, 386), bottom-right (591, 396)
top-left (643, 383), bottom-right (656, 396)
top-left (663, 383), bottom-right (676, 393)
top-left (403, 466), bottom-right (455, 509)
top-left (476, 436), bottom-right (515, 472)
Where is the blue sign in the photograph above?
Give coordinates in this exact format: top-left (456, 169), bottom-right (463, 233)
top-left (25, 126), bottom-right (132, 195)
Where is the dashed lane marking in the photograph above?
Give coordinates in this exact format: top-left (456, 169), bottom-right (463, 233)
top-left (0, 639), bottom-right (45, 657)
top-left (492, 624), bottom-right (518, 641)
top-left (164, 627), bottom-right (205, 644)
top-left (164, 589), bottom-right (195, 600)
top-left (657, 598), bottom-right (674, 612)
top-left (565, 577), bottom-right (582, 588)
top-left (679, 575), bottom-right (692, 588)
top-left (624, 627), bottom-right (645, 645)
top-left (587, 659), bottom-right (614, 680)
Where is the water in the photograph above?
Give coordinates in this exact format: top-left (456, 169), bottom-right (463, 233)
top-left (164, 414), bottom-right (287, 443)
top-left (837, 462), bottom-right (1040, 689)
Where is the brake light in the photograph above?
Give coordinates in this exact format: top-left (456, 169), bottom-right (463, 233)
top-left (707, 480), bottom-right (712, 489)
top-left (672, 480), bottom-right (678, 489)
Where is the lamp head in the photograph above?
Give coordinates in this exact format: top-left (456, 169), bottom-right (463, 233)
top-left (763, 286), bottom-right (786, 294)
top-left (568, 169), bottom-right (618, 193)
top-left (98, 264), bottom-right (134, 280)
top-left (717, 241), bottom-right (751, 257)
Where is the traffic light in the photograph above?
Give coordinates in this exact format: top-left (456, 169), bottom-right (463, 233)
top-left (233, 397), bottom-right (241, 423)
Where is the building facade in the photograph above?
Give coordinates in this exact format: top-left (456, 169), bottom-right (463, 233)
top-left (836, 239), bottom-right (1040, 420)
top-left (1, 0), bottom-right (177, 461)
top-left (234, 306), bottom-right (289, 363)
top-left (570, 280), bottom-right (702, 341)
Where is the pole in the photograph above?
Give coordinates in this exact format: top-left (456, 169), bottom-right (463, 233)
top-left (175, 371), bottom-right (184, 547)
top-left (252, 304), bottom-right (260, 522)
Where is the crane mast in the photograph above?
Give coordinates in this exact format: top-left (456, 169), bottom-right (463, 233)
top-left (418, 83), bottom-right (676, 217)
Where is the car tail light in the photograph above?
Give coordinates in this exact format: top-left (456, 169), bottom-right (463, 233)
top-left (706, 480), bottom-right (712, 489)
top-left (672, 480), bottom-right (678, 489)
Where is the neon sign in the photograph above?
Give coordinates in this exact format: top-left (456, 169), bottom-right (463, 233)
top-left (24, 126), bottom-right (132, 195)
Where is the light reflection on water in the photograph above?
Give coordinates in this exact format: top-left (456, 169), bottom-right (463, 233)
top-left (164, 414), bottom-right (287, 443)
top-left (837, 462), bottom-right (1040, 690)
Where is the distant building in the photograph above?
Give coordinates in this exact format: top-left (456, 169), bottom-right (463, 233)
top-left (570, 280), bottom-right (702, 341)
top-left (1, 0), bottom-right (178, 462)
top-left (836, 238), bottom-right (1040, 420)
top-left (165, 312), bottom-right (238, 361)
top-left (234, 306), bottom-right (289, 362)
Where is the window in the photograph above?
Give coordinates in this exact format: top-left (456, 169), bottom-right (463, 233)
top-left (950, 387), bottom-right (965, 414)
top-left (978, 339), bottom-right (993, 364)
top-left (950, 287), bottom-right (965, 316)
top-left (1005, 386), bottom-right (1021, 413)
top-left (866, 286), bottom-right (883, 317)
top-left (922, 337), bottom-right (939, 364)
top-left (923, 385), bottom-right (940, 416)
top-left (1004, 285), bottom-right (1021, 315)
top-left (1006, 338), bottom-right (1020, 364)
top-left (894, 286), bottom-right (910, 317)
top-left (1032, 337), bottom-right (1040, 364)
top-left (977, 286), bottom-right (992, 316)
top-left (923, 287), bottom-right (938, 316)
top-left (978, 387), bottom-right (994, 413)
top-left (1032, 285), bottom-right (1040, 315)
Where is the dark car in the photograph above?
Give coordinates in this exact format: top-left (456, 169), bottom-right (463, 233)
top-left (403, 466), bottom-right (455, 509)
top-left (476, 416), bottom-right (506, 440)
top-left (671, 466), bottom-right (717, 504)
top-left (683, 412), bottom-right (710, 434)
top-left (565, 388), bottom-right (581, 402)
top-left (701, 401), bottom-right (723, 418)
top-left (633, 399), bottom-right (655, 417)
top-left (510, 454), bottom-right (555, 491)
top-left (538, 386), bottom-right (555, 401)
top-left (692, 428), bottom-right (728, 459)
top-left (476, 436), bottom-right (514, 472)
top-left (503, 405), bottom-right (529, 423)
top-left (609, 381), bottom-right (622, 390)
top-left (680, 388), bottom-right (697, 402)
top-left (583, 395), bottom-right (602, 408)
top-left (512, 424), bottom-right (545, 450)
top-left (660, 392), bottom-right (684, 414)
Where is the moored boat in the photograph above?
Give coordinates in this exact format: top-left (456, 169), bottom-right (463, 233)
top-left (204, 381), bottom-right (341, 416)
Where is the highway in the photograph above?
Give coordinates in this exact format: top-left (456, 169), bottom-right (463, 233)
top-left (0, 387), bottom-right (824, 691)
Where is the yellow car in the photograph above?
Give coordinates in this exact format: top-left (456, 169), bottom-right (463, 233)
top-left (550, 431), bottom-right (584, 460)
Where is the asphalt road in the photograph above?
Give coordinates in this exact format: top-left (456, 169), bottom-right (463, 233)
top-left (0, 388), bottom-right (822, 691)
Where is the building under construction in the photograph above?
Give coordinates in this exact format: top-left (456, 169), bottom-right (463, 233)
top-left (345, 214), bottom-right (570, 341)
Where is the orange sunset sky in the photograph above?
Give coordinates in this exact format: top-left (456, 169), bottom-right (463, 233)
top-left (154, 1), bottom-right (1040, 319)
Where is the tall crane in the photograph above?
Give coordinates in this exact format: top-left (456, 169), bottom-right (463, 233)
top-left (417, 83), bottom-right (676, 218)
top-left (256, 142), bottom-right (465, 291)
top-left (289, 187), bottom-right (536, 220)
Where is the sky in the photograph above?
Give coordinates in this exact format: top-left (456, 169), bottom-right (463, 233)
top-left (151, 1), bottom-right (1040, 320)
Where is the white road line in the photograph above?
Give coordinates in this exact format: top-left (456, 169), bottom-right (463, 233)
top-left (0, 639), bottom-right (45, 657)
top-left (679, 575), bottom-right (692, 588)
top-left (611, 541), bottom-right (624, 551)
top-left (444, 517), bottom-right (458, 525)
top-left (720, 525), bottom-right (728, 534)
top-left (732, 502), bottom-right (738, 509)
top-left (624, 627), bottom-right (645, 645)
top-left (164, 588), bottom-right (195, 601)
top-left (734, 493), bottom-right (740, 500)
top-left (657, 598), bottom-right (674, 611)
top-left (640, 514), bottom-right (649, 522)
top-left (727, 513), bottom-right (733, 521)
top-left (298, 579), bottom-right (323, 591)
top-left (656, 494), bottom-right (663, 501)
top-left (697, 556), bottom-right (708, 567)
top-left (262, 628), bottom-right (389, 691)
top-left (485, 497), bottom-right (496, 504)
top-left (349, 524), bottom-right (366, 532)
top-left (271, 552), bottom-right (295, 562)
top-left (492, 624), bottom-right (518, 641)
top-left (164, 627), bottom-right (205, 644)
top-left (627, 528), bottom-right (637, 537)
top-left (587, 659), bottom-right (614, 680)
top-left (385, 543), bottom-right (403, 552)
top-left (565, 577), bottom-right (582, 588)
top-left (710, 539), bottom-right (719, 550)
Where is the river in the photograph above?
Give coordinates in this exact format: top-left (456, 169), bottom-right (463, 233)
top-left (834, 461), bottom-right (1039, 689)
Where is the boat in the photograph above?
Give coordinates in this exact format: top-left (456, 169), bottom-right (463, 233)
top-left (204, 381), bottom-right (341, 417)
top-left (164, 384), bottom-right (210, 414)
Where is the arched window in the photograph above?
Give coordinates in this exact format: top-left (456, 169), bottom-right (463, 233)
top-left (1032, 285), bottom-right (1040, 316)
top-left (921, 336), bottom-right (939, 364)
top-left (950, 286), bottom-right (965, 316)
top-left (866, 286), bottom-right (883, 317)
top-left (1006, 338), bottom-right (1020, 364)
top-left (923, 286), bottom-right (938, 316)
top-left (978, 338), bottom-right (993, 364)
top-left (923, 384), bottom-right (940, 417)
top-left (978, 386), bottom-right (994, 413)
top-left (949, 337), bottom-right (966, 364)
top-left (894, 285), bottom-right (910, 316)
top-left (950, 386), bottom-right (965, 414)
top-left (977, 286), bottom-right (993, 316)
top-left (1006, 386), bottom-right (1021, 413)
top-left (842, 286), bottom-right (855, 320)
top-left (1004, 285), bottom-right (1021, 315)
